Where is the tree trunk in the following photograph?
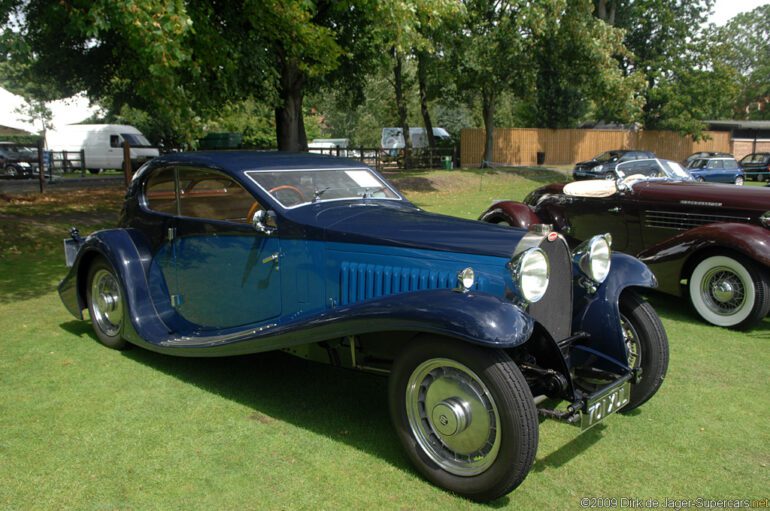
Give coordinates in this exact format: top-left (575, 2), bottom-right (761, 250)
top-left (481, 88), bottom-right (496, 168)
top-left (393, 51), bottom-right (411, 161)
top-left (417, 51), bottom-right (435, 148)
top-left (275, 56), bottom-right (307, 152)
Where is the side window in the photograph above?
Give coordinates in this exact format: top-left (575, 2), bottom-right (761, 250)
top-left (177, 167), bottom-right (259, 223)
top-left (145, 167), bottom-right (178, 215)
top-left (110, 135), bottom-right (121, 148)
top-left (707, 160), bottom-right (723, 170)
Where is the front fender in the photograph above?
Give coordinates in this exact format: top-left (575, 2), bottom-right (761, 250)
top-left (572, 253), bottom-right (657, 370)
top-left (637, 222), bottom-right (770, 296)
top-left (479, 201), bottom-right (541, 229)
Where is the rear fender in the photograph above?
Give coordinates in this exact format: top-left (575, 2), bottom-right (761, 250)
top-left (57, 228), bottom-right (171, 341)
top-left (572, 253), bottom-right (657, 372)
top-left (637, 223), bottom-right (770, 295)
top-left (479, 201), bottom-right (541, 229)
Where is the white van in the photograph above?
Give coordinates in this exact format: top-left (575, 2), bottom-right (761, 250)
top-left (46, 124), bottom-right (159, 173)
top-left (381, 127), bottom-right (452, 150)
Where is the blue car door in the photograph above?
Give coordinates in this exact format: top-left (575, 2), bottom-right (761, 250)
top-left (168, 167), bottom-right (282, 330)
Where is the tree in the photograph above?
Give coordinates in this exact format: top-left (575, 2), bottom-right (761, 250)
top-left (520, 0), bottom-right (644, 128)
top-left (717, 4), bottom-right (770, 119)
top-left (0, 1), bottom-right (376, 149)
top-left (453, 0), bottom-right (551, 166)
top-left (595, 0), bottom-right (719, 135)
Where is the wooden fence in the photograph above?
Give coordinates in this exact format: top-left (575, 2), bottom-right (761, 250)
top-left (460, 128), bottom-right (733, 167)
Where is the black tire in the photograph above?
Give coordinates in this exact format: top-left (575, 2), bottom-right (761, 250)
top-left (619, 290), bottom-right (669, 412)
top-left (603, 172), bottom-right (614, 180)
top-left (88, 168), bottom-right (100, 175)
top-left (86, 258), bottom-right (130, 350)
top-left (687, 253), bottom-right (770, 330)
top-left (389, 336), bottom-right (538, 502)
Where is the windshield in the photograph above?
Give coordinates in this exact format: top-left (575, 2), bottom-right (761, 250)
top-left (615, 159), bottom-right (692, 181)
top-left (246, 168), bottom-right (401, 208)
top-left (121, 133), bottom-right (152, 147)
top-left (595, 151), bottom-right (621, 162)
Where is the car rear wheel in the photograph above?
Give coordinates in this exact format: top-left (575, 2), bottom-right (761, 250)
top-left (86, 258), bottom-right (130, 349)
top-left (735, 176), bottom-right (744, 186)
top-left (618, 291), bottom-right (669, 412)
top-left (688, 254), bottom-right (770, 329)
top-left (389, 336), bottom-right (538, 502)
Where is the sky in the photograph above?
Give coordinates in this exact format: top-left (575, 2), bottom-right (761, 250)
top-left (1, 0), bottom-right (769, 134)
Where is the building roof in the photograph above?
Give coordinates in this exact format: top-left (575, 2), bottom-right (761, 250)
top-left (706, 120), bottom-right (770, 130)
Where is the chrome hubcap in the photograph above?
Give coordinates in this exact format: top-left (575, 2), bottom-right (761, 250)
top-left (405, 358), bottom-right (501, 476)
top-left (91, 269), bottom-right (123, 337)
top-left (701, 267), bottom-right (745, 315)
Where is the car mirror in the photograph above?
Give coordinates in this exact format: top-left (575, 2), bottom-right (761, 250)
top-left (253, 209), bottom-right (278, 235)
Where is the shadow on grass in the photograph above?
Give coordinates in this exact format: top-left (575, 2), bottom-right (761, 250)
top-left (643, 290), bottom-right (770, 337)
top-left (532, 425), bottom-right (606, 473)
top-left (0, 254), bottom-right (65, 304)
top-left (117, 343), bottom-right (408, 469)
top-left (389, 176), bottom-right (438, 192)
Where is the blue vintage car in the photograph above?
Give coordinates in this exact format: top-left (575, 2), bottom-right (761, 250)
top-left (59, 152), bottom-right (668, 501)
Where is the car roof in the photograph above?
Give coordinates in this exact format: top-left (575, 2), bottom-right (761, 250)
top-left (148, 151), bottom-right (371, 176)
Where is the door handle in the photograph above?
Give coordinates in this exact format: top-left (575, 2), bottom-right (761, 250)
top-left (608, 207), bottom-right (621, 213)
top-left (262, 252), bottom-right (280, 264)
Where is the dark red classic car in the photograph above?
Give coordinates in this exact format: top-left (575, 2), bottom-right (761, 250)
top-left (480, 158), bottom-right (770, 329)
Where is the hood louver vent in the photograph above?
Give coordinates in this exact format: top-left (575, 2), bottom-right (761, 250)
top-left (644, 210), bottom-right (751, 230)
top-left (339, 262), bottom-right (455, 305)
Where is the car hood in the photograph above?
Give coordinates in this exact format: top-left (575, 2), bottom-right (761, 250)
top-left (631, 181), bottom-right (770, 210)
top-left (530, 180), bottom-right (770, 212)
top-left (295, 202), bottom-right (525, 259)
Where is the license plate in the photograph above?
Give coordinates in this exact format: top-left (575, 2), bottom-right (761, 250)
top-left (581, 380), bottom-right (631, 431)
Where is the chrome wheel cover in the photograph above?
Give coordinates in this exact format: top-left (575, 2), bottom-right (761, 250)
top-left (90, 269), bottom-right (123, 337)
top-left (700, 266), bottom-right (746, 316)
top-left (405, 358), bottom-right (501, 476)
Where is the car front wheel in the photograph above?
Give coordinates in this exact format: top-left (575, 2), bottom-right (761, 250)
top-left (619, 291), bottom-right (669, 412)
top-left (389, 337), bottom-right (538, 502)
top-left (86, 258), bottom-right (130, 349)
top-left (688, 254), bottom-right (770, 329)
top-left (735, 176), bottom-right (745, 186)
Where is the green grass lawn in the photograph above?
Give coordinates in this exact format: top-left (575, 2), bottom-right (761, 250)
top-left (1, 171), bottom-right (768, 510)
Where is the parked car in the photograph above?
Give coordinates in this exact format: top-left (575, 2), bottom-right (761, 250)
top-left (686, 156), bottom-right (745, 185)
top-left (46, 124), bottom-right (158, 173)
top-left (683, 151), bottom-right (732, 166)
top-left (572, 150), bottom-right (657, 181)
top-left (0, 141), bottom-right (39, 179)
top-left (739, 152), bottom-right (770, 182)
top-left (59, 151), bottom-right (668, 501)
top-left (480, 158), bottom-right (770, 329)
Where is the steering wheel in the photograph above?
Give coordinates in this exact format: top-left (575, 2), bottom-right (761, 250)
top-left (269, 185), bottom-right (306, 205)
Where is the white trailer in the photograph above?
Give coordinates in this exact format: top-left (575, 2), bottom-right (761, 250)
top-left (46, 124), bottom-right (159, 173)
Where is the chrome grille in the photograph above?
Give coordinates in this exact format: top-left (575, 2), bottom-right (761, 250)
top-left (645, 210), bottom-right (751, 230)
top-left (527, 236), bottom-right (573, 341)
top-left (339, 262), bottom-right (454, 305)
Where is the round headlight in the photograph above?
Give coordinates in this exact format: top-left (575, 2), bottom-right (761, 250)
top-left (575, 234), bottom-right (612, 284)
top-left (760, 211), bottom-right (770, 228)
top-left (457, 267), bottom-right (475, 291)
top-left (511, 248), bottom-right (550, 303)
top-left (594, 164), bottom-right (604, 172)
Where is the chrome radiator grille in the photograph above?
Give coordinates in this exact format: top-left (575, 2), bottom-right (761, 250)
top-left (339, 262), bottom-right (454, 305)
top-left (645, 210), bottom-right (750, 230)
top-left (527, 236), bottom-right (573, 341)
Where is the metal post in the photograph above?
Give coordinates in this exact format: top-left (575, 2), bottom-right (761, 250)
top-left (80, 149), bottom-right (86, 174)
top-left (123, 140), bottom-right (132, 188)
top-left (37, 138), bottom-right (45, 193)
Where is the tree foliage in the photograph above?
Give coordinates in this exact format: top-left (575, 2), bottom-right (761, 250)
top-left (717, 4), bottom-right (770, 119)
